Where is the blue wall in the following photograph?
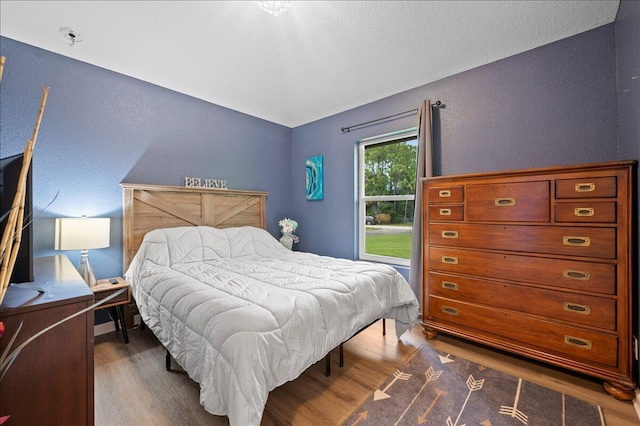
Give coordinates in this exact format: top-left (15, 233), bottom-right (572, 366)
top-left (616, 0), bottom-right (640, 165)
top-left (291, 24), bottom-right (619, 263)
top-left (0, 37), bottom-right (293, 279)
top-left (615, 0), bottom-right (640, 385)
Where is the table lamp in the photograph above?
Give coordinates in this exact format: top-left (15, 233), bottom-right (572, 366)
top-left (54, 216), bottom-right (110, 286)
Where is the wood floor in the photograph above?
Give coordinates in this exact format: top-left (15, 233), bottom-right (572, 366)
top-left (94, 321), bottom-right (639, 425)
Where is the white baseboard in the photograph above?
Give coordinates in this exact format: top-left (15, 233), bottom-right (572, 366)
top-left (94, 314), bottom-right (141, 337)
top-left (94, 321), bottom-right (116, 336)
top-left (633, 388), bottom-right (640, 421)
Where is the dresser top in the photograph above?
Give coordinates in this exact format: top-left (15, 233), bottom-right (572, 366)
top-left (0, 255), bottom-right (93, 315)
top-left (421, 160), bottom-right (637, 183)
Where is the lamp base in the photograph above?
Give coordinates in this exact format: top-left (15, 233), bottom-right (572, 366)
top-left (77, 250), bottom-right (97, 287)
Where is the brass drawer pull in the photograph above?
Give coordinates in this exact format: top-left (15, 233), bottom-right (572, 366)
top-left (563, 236), bottom-right (591, 247)
top-left (442, 230), bottom-right (459, 238)
top-left (439, 190), bottom-right (451, 198)
top-left (495, 198), bottom-right (516, 206)
top-left (575, 183), bottom-right (596, 192)
top-left (563, 269), bottom-right (591, 281)
top-left (442, 281), bottom-right (459, 291)
top-left (439, 208), bottom-right (452, 216)
top-left (574, 207), bottom-right (595, 217)
top-left (563, 302), bottom-right (591, 315)
top-left (564, 335), bottom-right (592, 350)
top-left (441, 256), bottom-right (459, 264)
top-left (442, 306), bottom-right (459, 316)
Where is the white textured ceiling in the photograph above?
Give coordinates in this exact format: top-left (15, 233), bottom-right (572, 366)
top-left (0, 1), bottom-right (620, 127)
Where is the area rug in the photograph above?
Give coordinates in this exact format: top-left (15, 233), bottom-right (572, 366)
top-left (342, 343), bottom-right (605, 426)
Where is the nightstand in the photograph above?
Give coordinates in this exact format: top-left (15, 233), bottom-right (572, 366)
top-left (92, 277), bottom-right (131, 343)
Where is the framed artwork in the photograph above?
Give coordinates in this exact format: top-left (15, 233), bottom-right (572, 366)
top-left (305, 155), bottom-right (324, 200)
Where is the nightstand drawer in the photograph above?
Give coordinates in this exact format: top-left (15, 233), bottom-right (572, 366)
top-left (94, 288), bottom-right (129, 305)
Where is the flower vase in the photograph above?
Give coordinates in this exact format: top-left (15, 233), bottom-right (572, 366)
top-left (280, 233), bottom-right (294, 250)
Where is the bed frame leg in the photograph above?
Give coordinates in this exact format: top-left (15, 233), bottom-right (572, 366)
top-left (166, 350), bottom-right (171, 371)
top-left (325, 351), bottom-right (331, 377)
top-left (325, 319), bottom-right (382, 378)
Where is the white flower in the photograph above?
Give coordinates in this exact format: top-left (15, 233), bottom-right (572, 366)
top-left (278, 217), bottom-right (298, 235)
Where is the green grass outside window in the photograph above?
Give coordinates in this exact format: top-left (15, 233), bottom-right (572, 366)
top-left (364, 233), bottom-right (412, 259)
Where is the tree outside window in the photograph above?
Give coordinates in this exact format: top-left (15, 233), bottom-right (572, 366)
top-left (358, 129), bottom-right (417, 266)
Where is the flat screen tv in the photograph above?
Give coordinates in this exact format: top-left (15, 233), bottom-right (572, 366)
top-left (0, 153), bottom-right (34, 283)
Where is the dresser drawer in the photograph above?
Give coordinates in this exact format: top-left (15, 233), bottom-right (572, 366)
top-left (466, 181), bottom-right (550, 222)
top-left (427, 186), bottom-right (463, 203)
top-left (428, 247), bottom-right (616, 294)
top-left (556, 176), bottom-right (617, 199)
top-left (429, 297), bottom-right (618, 367)
top-left (429, 272), bottom-right (616, 330)
top-left (555, 202), bottom-right (616, 223)
top-left (429, 205), bottom-right (463, 221)
top-left (429, 223), bottom-right (616, 259)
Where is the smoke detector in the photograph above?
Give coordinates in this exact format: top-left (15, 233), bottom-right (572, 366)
top-left (59, 27), bottom-right (83, 46)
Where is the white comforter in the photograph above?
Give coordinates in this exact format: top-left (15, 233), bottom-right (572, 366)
top-left (125, 226), bottom-right (419, 425)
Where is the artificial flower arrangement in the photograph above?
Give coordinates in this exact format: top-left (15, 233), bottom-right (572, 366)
top-left (278, 217), bottom-right (299, 250)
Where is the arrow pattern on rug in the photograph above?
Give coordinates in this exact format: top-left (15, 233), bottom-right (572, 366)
top-left (343, 344), bottom-right (605, 426)
top-left (447, 374), bottom-right (485, 426)
top-left (373, 369), bottom-right (412, 401)
top-left (499, 377), bottom-right (528, 424)
top-left (393, 365), bottom-right (443, 426)
top-left (417, 388), bottom-right (447, 424)
top-left (349, 410), bottom-right (368, 426)
top-left (439, 353), bottom-right (455, 364)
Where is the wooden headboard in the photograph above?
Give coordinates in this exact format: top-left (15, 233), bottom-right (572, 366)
top-left (121, 183), bottom-right (268, 271)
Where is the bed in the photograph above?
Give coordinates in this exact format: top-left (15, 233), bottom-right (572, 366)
top-left (121, 183), bottom-right (420, 425)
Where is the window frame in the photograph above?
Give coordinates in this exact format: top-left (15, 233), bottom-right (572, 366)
top-left (357, 127), bottom-right (418, 266)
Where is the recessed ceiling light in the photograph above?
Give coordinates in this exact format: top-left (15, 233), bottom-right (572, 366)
top-left (59, 27), bottom-right (83, 46)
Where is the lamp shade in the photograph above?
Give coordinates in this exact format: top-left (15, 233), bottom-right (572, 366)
top-left (54, 217), bottom-right (110, 250)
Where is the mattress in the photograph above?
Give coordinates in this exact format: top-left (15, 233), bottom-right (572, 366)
top-left (125, 225), bottom-right (419, 425)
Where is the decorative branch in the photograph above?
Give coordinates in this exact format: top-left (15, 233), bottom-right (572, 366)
top-left (0, 58), bottom-right (49, 304)
top-left (0, 141), bottom-right (33, 300)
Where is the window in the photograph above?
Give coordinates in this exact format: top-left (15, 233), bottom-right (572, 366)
top-left (358, 128), bottom-right (417, 266)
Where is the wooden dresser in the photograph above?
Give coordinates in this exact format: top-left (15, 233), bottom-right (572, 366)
top-left (0, 255), bottom-right (95, 425)
top-left (421, 161), bottom-right (636, 399)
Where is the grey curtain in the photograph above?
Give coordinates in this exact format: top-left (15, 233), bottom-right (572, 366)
top-left (409, 100), bottom-right (433, 313)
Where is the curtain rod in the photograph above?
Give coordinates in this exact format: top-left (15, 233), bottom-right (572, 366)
top-left (341, 100), bottom-right (442, 133)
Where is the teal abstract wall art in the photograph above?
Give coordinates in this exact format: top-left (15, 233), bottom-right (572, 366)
top-left (305, 155), bottom-right (324, 200)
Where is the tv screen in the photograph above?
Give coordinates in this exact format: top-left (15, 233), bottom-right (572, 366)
top-left (0, 153), bottom-right (34, 283)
